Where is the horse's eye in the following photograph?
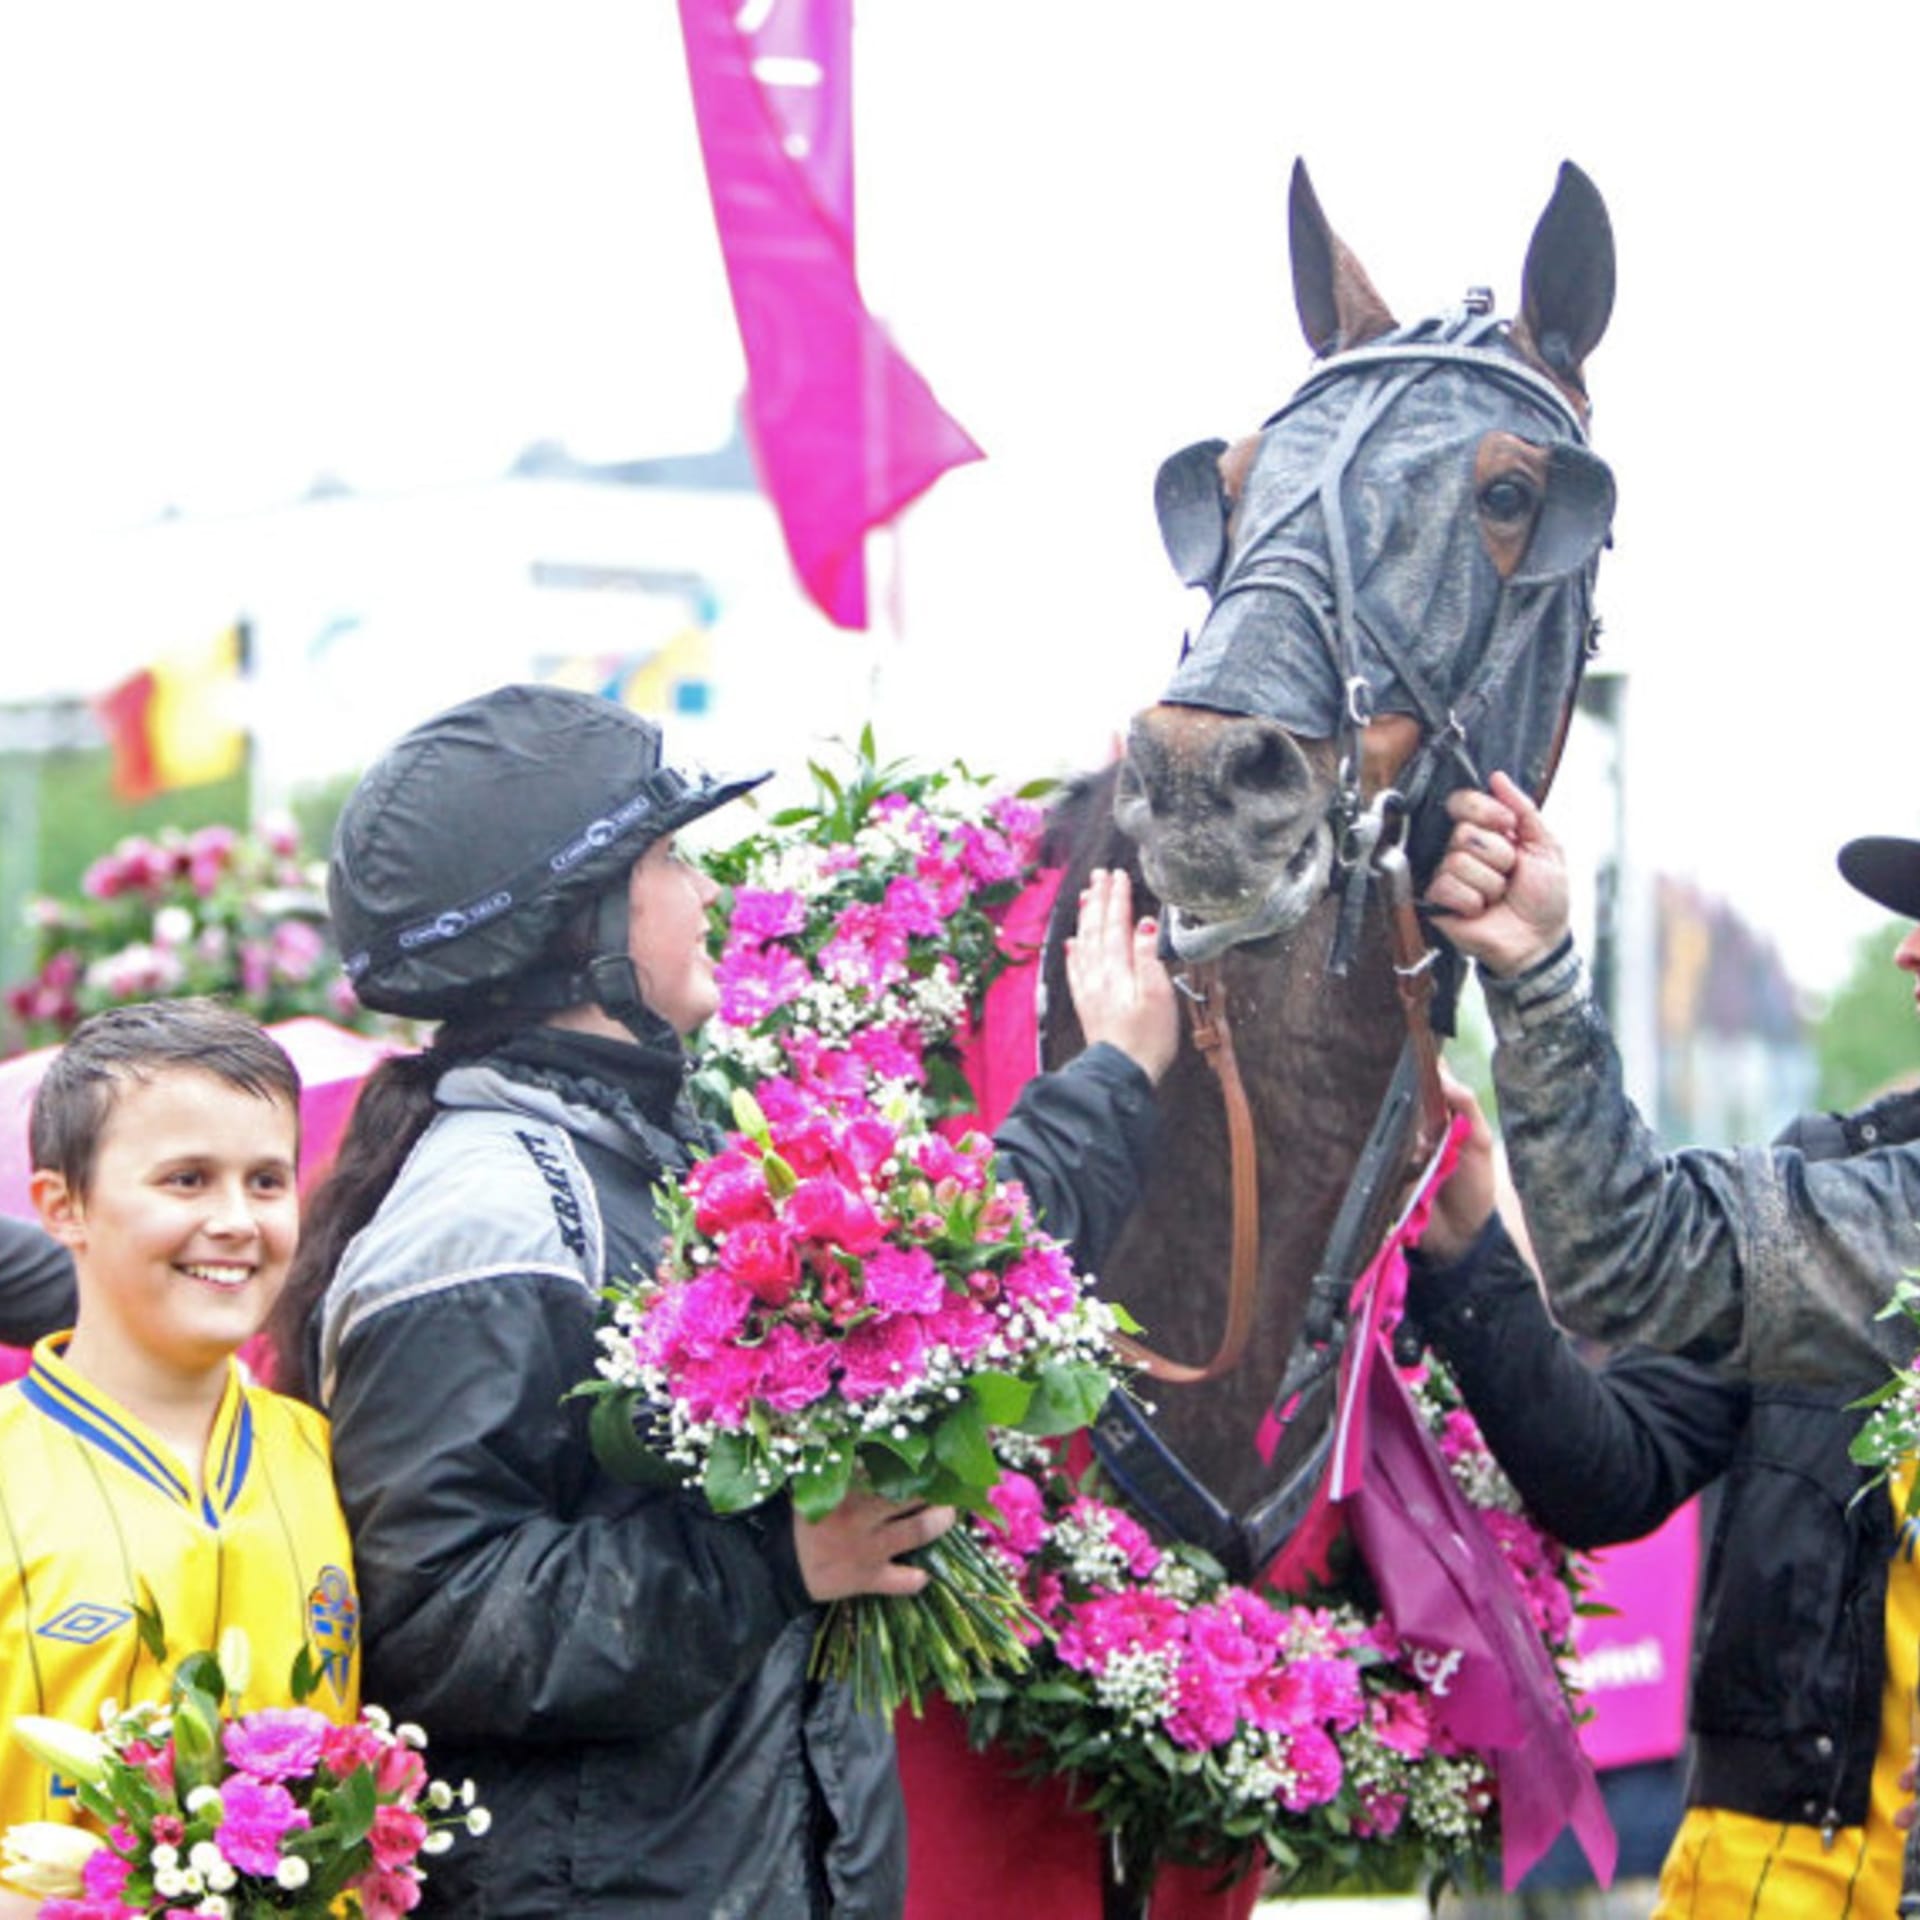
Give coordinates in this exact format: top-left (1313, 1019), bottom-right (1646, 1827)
top-left (1478, 477), bottom-right (1535, 524)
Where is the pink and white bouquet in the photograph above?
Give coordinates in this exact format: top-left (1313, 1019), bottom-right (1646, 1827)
top-left (580, 1080), bottom-right (1129, 1717)
top-left (697, 732), bottom-right (1048, 1121)
top-left (965, 1359), bottom-right (1586, 1900)
top-left (5, 817), bottom-right (381, 1049)
top-left (1, 1632), bottom-right (486, 1918)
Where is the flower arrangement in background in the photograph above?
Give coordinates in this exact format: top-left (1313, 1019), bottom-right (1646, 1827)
top-left (1849, 1273), bottom-right (1920, 1515)
top-left (0, 1629), bottom-right (486, 1918)
top-left (964, 1358), bottom-right (1586, 1902)
top-left (580, 1082), bottom-right (1127, 1717)
top-left (696, 729), bottom-right (1050, 1122)
top-left (4, 818), bottom-right (381, 1049)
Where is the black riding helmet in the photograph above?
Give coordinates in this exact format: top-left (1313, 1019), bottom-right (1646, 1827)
top-left (330, 684), bottom-right (769, 1034)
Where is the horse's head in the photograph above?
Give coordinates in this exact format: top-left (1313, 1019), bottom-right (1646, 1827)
top-left (1117, 161), bottom-right (1616, 963)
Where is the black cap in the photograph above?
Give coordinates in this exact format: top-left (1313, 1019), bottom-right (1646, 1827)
top-left (331, 684), bottom-right (768, 1019)
top-left (1837, 837), bottom-right (1920, 922)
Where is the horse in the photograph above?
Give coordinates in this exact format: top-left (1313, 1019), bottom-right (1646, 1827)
top-left (1036, 159), bottom-right (1617, 1547)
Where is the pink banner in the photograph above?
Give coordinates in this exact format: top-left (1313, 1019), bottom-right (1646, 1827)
top-left (1568, 1504), bottom-right (1699, 1770)
top-left (677, 0), bottom-right (983, 629)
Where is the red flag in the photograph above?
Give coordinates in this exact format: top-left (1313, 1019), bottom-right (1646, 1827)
top-left (677, 0), bottom-right (983, 629)
top-left (93, 667), bottom-right (160, 803)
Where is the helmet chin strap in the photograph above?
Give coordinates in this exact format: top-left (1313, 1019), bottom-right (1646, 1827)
top-left (584, 883), bottom-right (660, 1045)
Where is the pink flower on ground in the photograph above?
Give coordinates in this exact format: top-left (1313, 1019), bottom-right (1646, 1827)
top-left (350, 1865), bottom-right (424, 1919)
top-left (368, 1803), bottom-right (430, 1870)
top-left (216, 1775), bottom-right (312, 1875)
top-left (223, 1705), bottom-right (330, 1781)
top-left (861, 1245), bottom-right (946, 1317)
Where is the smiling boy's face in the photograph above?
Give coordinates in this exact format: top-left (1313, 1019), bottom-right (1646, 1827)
top-left (32, 1065), bottom-right (299, 1387)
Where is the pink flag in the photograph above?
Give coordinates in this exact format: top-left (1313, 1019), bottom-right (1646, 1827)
top-left (677, 0), bottom-right (983, 629)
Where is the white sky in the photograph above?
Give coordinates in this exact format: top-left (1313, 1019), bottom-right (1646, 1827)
top-left (0, 3), bottom-right (1915, 993)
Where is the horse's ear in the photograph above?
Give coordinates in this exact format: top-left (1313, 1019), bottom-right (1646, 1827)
top-left (1513, 162), bottom-right (1614, 401)
top-left (1289, 159), bottom-right (1396, 358)
top-left (1155, 439), bottom-right (1232, 593)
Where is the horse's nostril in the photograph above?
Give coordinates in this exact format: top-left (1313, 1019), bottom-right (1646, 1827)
top-left (1227, 732), bottom-right (1303, 802)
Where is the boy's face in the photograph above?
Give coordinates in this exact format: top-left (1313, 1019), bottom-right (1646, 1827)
top-left (31, 1065), bottom-right (299, 1382)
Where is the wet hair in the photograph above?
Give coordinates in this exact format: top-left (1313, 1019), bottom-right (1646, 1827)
top-left (30, 999), bottom-right (302, 1197)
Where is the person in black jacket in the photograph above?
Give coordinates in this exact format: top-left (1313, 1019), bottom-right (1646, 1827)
top-left (0, 1214), bottom-right (74, 1348)
top-left (272, 684), bottom-right (1177, 1919)
top-left (1410, 1066), bottom-right (1920, 1916)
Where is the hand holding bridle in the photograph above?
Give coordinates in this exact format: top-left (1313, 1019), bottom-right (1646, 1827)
top-left (1425, 772), bottom-right (1571, 978)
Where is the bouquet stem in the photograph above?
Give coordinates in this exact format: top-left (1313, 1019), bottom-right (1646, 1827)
top-left (809, 1522), bottom-right (1038, 1717)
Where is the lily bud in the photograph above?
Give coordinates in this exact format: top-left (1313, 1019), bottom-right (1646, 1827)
top-left (10, 1714), bottom-right (111, 1786)
top-left (0, 1820), bottom-right (106, 1898)
top-left (217, 1625), bottom-right (253, 1701)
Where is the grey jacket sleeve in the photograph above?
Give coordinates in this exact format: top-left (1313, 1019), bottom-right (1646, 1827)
top-left (0, 1214), bottom-right (76, 1347)
top-left (1482, 941), bottom-right (1920, 1385)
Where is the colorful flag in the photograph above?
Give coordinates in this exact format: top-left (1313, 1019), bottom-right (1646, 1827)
top-left (677, 0), bottom-right (982, 630)
top-left (93, 624), bottom-right (248, 803)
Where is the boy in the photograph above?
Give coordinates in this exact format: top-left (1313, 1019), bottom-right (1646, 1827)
top-left (0, 1000), bottom-right (359, 1854)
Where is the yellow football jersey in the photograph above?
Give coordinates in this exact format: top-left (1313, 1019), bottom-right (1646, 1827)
top-left (0, 1334), bottom-right (360, 1829)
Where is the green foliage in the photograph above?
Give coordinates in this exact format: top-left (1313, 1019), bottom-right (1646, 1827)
top-left (1812, 920), bottom-right (1920, 1110)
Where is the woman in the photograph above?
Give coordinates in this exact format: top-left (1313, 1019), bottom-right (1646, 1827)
top-left (276, 683), bottom-right (1175, 1918)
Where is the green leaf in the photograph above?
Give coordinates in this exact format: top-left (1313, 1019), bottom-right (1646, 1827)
top-left (1106, 1299), bottom-right (1145, 1336)
top-left (132, 1589), bottom-right (168, 1664)
top-left (931, 1399), bottom-right (998, 1493)
top-left (968, 1371), bottom-right (1035, 1426)
top-left (334, 1763), bottom-right (379, 1850)
top-left (791, 1448), bottom-right (855, 1523)
top-left (858, 1440), bottom-right (932, 1502)
top-left (289, 1642), bottom-right (323, 1706)
top-left (173, 1651), bottom-right (226, 1711)
top-left (703, 1428), bottom-right (772, 1513)
top-left (588, 1392), bottom-right (686, 1489)
top-left (169, 1684), bottom-right (223, 1794)
top-left (1022, 1362), bottom-right (1115, 1438)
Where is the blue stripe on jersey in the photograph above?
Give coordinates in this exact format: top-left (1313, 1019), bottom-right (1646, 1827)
top-left (218, 1398), bottom-right (254, 1514)
top-left (21, 1368), bottom-right (192, 1508)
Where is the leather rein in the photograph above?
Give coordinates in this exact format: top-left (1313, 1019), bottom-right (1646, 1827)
top-left (1114, 801), bottom-right (1450, 1387)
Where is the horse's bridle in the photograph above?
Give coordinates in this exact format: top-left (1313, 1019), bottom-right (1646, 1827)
top-left (1169, 299), bottom-right (1599, 977)
top-left (1094, 311), bottom-right (1603, 1573)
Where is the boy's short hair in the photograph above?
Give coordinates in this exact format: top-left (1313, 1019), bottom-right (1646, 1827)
top-left (30, 1000), bottom-right (302, 1195)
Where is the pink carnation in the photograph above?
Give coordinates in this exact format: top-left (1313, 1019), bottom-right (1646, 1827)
top-left (754, 1321), bottom-right (836, 1413)
top-left (920, 1293), bottom-right (998, 1362)
top-left (1277, 1724), bottom-right (1345, 1810)
top-left (861, 1245), bottom-right (946, 1317)
top-left (784, 1176), bottom-right (887, 1253)
top-left (375, 1741), bottom-right (428, 1803)
top-left (729, 888), bottom-right (808, 940)
top-left (881, 875), bottom-right (945, 936)
top-left (835, 1314), bottom-right (930, 1400)
top-left (849, 1023), bottom-right (926, 1086)
top-left (1001, 1245), bottom-right (1075, 1317)
top-left (691, 1159), bottom-right (775, 1234)
top-left (1369, 1687), bottom-right (1433, 1757)
top-left (717, 1219), bottom-right (802, 1308)
top-left (320, 1719), bottom-right (388, 1777)
top-left (981, 1471), bottom-right (1050, 1558)
top-left (223, 1706), bottom-right (330, 1782)
top-left (716, 942), bottom-right (812, 1024)
top-left (216, 1774), bottom-right (312, 1876)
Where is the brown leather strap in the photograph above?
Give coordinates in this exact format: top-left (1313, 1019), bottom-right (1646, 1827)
top-left (1115, 959), bottom-right (1264, 1385)
top-left (1374, 841), bottom-right (1450, 1161)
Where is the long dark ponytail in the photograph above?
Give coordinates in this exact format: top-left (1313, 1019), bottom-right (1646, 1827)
top-left (270, 1010), bottom-right (536, 1401)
